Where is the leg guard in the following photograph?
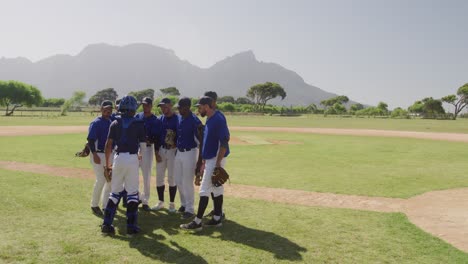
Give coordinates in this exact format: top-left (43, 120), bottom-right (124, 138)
top-left (126, 200), bottom-right (139, 233)
top-left (157, 185), bottom-right (165, 202)
top-left (121, 189), bottom-right (128, 207)
top-left (103, 192), bottom-right (121, 226)
top-left (196, 196), bottom-right (209, 219)
top-left (169, 186), bottom-right (177, 203)
top-left (213, 195), bottom-right (223, 217)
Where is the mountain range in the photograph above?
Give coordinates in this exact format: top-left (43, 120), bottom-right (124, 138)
top-left (0, 43), bottom-right (350, 106)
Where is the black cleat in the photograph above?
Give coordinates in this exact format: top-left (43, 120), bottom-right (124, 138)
top-left (205, 218), bottom-right (223, 227)
top-left (204, 210), bottom-right (225, 220)
top-left (180, 212), bottom-right (195, 220)
top-left (91, 207), bottom-right (103, 216)
top-left (127, 226), bottom-right (141, 236)
top-left (141, 204), bottom-right (151, 211)
top-left (180, 221), bottom-right (202, 231)
top-left (177, 206), bottom-right (185, 213)
top-left (101, 224), bottom-right (115, 235)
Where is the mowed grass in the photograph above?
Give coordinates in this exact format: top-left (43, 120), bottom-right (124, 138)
top-left (3, 114), bottom-right (468, 133)
top-left (1, 132), bottom-right (468, 198)
top-left (0, 169), bottom-right (467, 263)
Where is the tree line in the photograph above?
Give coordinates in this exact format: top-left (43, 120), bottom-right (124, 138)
top-left (1, 79), bottom-right (468, 119)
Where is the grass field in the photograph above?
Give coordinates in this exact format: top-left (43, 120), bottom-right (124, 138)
top-left (2, 114), bottom-right (468, 133)
top-left (1, 170), bottom-right (467, 263)
top-left (1, 131), bottom-right (468, 198)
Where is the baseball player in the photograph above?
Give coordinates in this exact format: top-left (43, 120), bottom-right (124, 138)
top-left (101, 95), bottom-right (146, 235)
top-left (174, 97), bottom-right (203, 219)
top-left (152, 98), bottom-right (179, 212)
top-left (135, 97), bottom-right (162, 211)
top-left (181, 96), bottom-right (230, 230)
top-left (88, 100), bottom-right (114, 216)
top-left (203, 91), bottom-right (226, 220)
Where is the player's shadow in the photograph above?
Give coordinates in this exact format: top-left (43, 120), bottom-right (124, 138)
top-left (193, 219), bottom-right (307, 261)
top-left (110, 208), bottom-right (207, 264)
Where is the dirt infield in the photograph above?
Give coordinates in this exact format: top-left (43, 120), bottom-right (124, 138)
top-left (3, 125), bottom-right (468, 142)
top-left (1, 160), bottom-right (468, 252)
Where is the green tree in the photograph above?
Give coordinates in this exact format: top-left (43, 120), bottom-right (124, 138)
top-left (408, 101), bottom-right (424, 115)
top-left (377, 102), bottom-right (389, 114)
top-left (320, 96), bottom-right (349, 109)
top-left (61, 91), bottom-right (86, 116)
top-left (391, 107), bottom-right (409, 118)
top-left (42, 98), bottom-right (65, 107)
top-left (88, 88), bottom-right (118, 106)
top-left (128, 89), bottom-right (155, 102)
top-left (246, 82), bottom-right (286, 111)
top-left (349, 103), bottom-right (364, 114)
top-left (160, 87), bottom-right (180, 96)
top-left (422, 97), bottom-right (445, 118)
top-left (235, 97), bottom-right (253, 104)
top-left (218, 96), bottom-right (235, 103)
top-left (0, 80), bottom-right (43, 116)
top-left (441, 83), bottom-right (468, 120)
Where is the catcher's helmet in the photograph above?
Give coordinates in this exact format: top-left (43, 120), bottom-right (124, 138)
top-left (119, 95), bottom-right (138, 112)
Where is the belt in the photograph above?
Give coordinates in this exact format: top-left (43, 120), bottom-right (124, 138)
top-left (146, 144), bottom-right (152, 147)
top-left (116, 152), bottom-right (137, 155)
top-left (177, 148), bottom-right (193, 152)
top-left (96, 150), bottom-right (104, 153)
top-left (162, 145), bottom-right (175, 149)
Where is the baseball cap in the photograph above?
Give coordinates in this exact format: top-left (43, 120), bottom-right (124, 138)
top-left (176, 97), bottom-right (191, 108)
top-left (142, 97), bottom-right (153, 105)
top-left (158, 98), bottom-right (172, 106)
top-left (101, 100), bottom-right (113, 108)
top-left (195, 96), bottom-right (213, 107)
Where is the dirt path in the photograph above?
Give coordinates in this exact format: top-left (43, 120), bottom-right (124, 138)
top-left (1, 160), bottom-right (468, 252)
top-left (2, 126), bottom-right (468, 143)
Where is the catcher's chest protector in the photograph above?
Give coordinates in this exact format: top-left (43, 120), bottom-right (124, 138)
top-left (117, 117), bottom-right (136, 147)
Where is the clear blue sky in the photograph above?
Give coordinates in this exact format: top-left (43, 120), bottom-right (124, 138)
top-left (0, 0), bottom-right (467, 108)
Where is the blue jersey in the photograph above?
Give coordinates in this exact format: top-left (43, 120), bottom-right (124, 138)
top-left (176, 113), bottom-right (202, 150)
top-left (108, 117), bottom-right (146, 154)
top-left (202, 110), bottom-right (230, 160)
top-left (87, 116), bottom-right (112, 152)
top-left (110, 112), bottom-right (120, 122)
top-left (135, 112), bottom-right (162, 145)
top-left (159, 114), bottom-right (179, 148)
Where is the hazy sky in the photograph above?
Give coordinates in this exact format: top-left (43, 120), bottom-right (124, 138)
top-left (0, 0), bottom-right (467, 108)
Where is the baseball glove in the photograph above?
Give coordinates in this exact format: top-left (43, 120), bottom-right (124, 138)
top-left (212, 167), bottom-right (229, 187)
top-left (75, 143), bottom-right (90, 157)
top-left (165, 129), bottom-right (176, 148)
top-left (104, 166), bottom-right (112, 182)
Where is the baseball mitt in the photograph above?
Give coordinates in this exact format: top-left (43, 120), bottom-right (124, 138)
top-left (104, 166), bottom-right (112, 182)
top-left (165, 129), bottom-right (176, 149)
top-left (212, 167), bottom-right (229, 187)
top-left (75, 143), bottom-right (90, 157)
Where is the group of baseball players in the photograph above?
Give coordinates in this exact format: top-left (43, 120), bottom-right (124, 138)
top-left (85, 91), bottom-right (230, 235)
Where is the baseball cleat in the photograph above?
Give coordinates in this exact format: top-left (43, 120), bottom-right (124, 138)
top-left (204, 218), bottom-right (223, 227)
top-left (151, 201), bottom-right (164, 211)
top-left (91, 206), bottom-right (103, 216)
top-left (180, 221), bottom-right (202, 231)
top-left (204, 210), bottom-right (225, 220)
top-left (177, 206), bottom-right (186, 213)
top-left (180, 212), bottom-right (195, 220)
top-left (141, 204), bottom-right (151, 211)
top-left (168, 202), bottom-right (176, 213)
top-left (101, 224), bottom-right (115, 235)
top-left (127, 226), bottom-right (141, 236)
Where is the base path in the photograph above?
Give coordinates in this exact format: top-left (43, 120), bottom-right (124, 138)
top-left (1, 160), bottom-right (468, 252)
top-left (2, 126), bottom-right (468, 142)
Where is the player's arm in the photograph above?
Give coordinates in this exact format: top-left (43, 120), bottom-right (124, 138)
top-left (105, 122), bottom-right (116, 168)
top-left (215, 121), bottom-right (230, 168)
top-left (154, 119), bottom-right (163, 163)
top-left (87, 123), bottom-right (100, 164)
top-left (138, 122), bottom-right (147, 160)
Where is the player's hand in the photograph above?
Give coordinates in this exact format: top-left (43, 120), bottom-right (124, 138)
top-left (200, 161), bottom-right (206, 175)
top-left (93, 153), bottom-right (101, 164)
top-left (155, 153), bottom-right (162, 163)
top-left (138, 154), bottom-right (142, 161)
